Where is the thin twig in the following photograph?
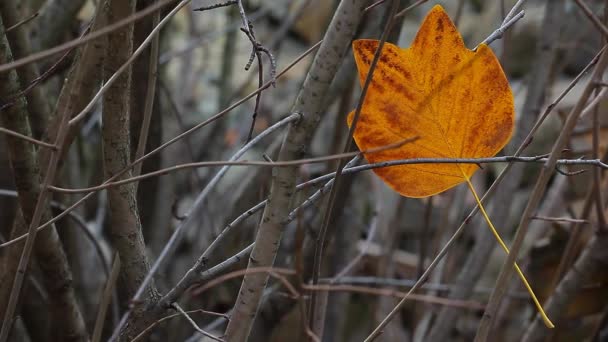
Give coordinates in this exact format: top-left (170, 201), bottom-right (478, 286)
top-left (190, 243), bottom-right (256, 294)
top-left (305, 284), bottom-right (485, 310)
top-left (530, 216), bottom-right (590, 225)
top-left (158, 78), bottom-right (203, 187)
top-left (533, 157), bottom-right (608, 340)
top-left (0, 127), bottom-right (56, 149)
top-left (19, 153), bottom-right (608, 195)
top-left (223, 1), bottom-right (301, 107)
top-left (580, 86), bottom-right (608, 118)
top-left (193, 266), bottom-right (485, 310)
top-left (155, 113), bottom-right (304, 305)
top-left (2, 40), bottom-right (323, 254)
top-left (590, 304), bottom-right (608, 341)
top-left (502, 0), bottom-right (526, 25)
top-left (477, 10), bottom-right (525, 48)
top-left (324, 276), bottom-right (529, 299)
top-left (332, 199), bottom-right (379, 280)
top-left (68, 0), bottom-right (193, 126)
top-left (92, 254), bottom-right (120, 342)
top-left (109, 112), bottom-right (308, 338)
top-left (0, 189), bottom-right (111, 278)
top-left (160, 157), bottom-right (360, 306)
top-left (312, 154), bottom-right (565, 186)
top-left (132, 309), bottom-right (228, 342)
top-left (592, 88), bottom-right (607, 231)
top-left (172, 304), bottom-right (223, 342)
top-left (572, 0), bottom-right (608, 38)
top-left (5, 12), bottom-right (39, 33)
top-left (1, 154), bottom-right (605, 250)
top-left (365, 0), bottom-right (389, 12)
top-left (133, 2), bottom-right (161, 178)
top-left (159, 8), bottom-right (268, 64)
top-left (232, 0), bottom-right (276, 141)
top-left (288, 157), bottom-right (361, 221)
top-left (246, 45), bottom-right (265, 142)
top-left (0, 43), bottom-right (74, 113)
top-left (193, 0), bottom-right (236, 11)
top-left (236, 0), bottom-right (275, 79)
top-left (418, 197), bottom-right (434, 278)
top-left (47, 138), bottom-right (415, 194)
top-left (395, 0), bottom-right (429, 18)
top-left (0, 0), bottom-right (179, 74)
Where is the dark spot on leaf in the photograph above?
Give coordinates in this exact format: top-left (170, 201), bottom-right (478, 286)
top-left (360, 55), bottom-right (370, 65)
top-left (383, 102), bottom-right (400, 128)
top-left (437, 18), bottom-right (444, 32)
top-left (386, 61), bottom-right (412, 80)
top-left (492, 114), bottom-right (513, 143)
top-left (394, 82), bottom-right (414, 101)
top-left (371, 82), bottom-right (386, 94)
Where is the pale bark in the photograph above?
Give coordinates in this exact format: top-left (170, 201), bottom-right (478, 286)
top-left (224, 1), bottom-right (368, 340)
top-left (101, 0), bottom-right (160, 339)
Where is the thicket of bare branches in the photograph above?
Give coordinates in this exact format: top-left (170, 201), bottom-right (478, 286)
top-left (0, 0), bottom-right (607, 341)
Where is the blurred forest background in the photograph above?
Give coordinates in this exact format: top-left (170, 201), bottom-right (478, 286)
top-left (0, 0), bottom-right (607, 341)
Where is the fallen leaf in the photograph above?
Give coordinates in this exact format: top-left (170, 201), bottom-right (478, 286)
top-left (347, 5), bottom-right (554, 328)
top-left (347, 5), bottom-right (514, 198)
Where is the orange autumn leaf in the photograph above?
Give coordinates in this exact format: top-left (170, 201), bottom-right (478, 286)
top-left (347, 5), bottom-right (514, 198)
top-left (347, 5), bottom-right (554, 328)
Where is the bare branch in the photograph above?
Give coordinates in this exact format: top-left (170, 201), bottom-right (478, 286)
top-left (193, 0), bottom-right (236, 11)
top-left (573, 0), bottom-right (608, 38)
top-left (172, 304), bottom-right (223, 342)
top-left (92, 254), bottom-right (120, 342)
top-left (477, 10), bottom-right (525, 48)
top-left (160, 157), bottom-right (360, 306)
top-left (530, 216), bottom-right (590, 225)
top-left (0, 0), bottom-right (179, 74)
top-left (0, 127), bottom-right (56, 149)
top-left (4, 38), bottom-right (321, 253)
top-left (5, 12), bottom-right (39, 33)
top-left (132, 2), bottom-right (161, 178)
